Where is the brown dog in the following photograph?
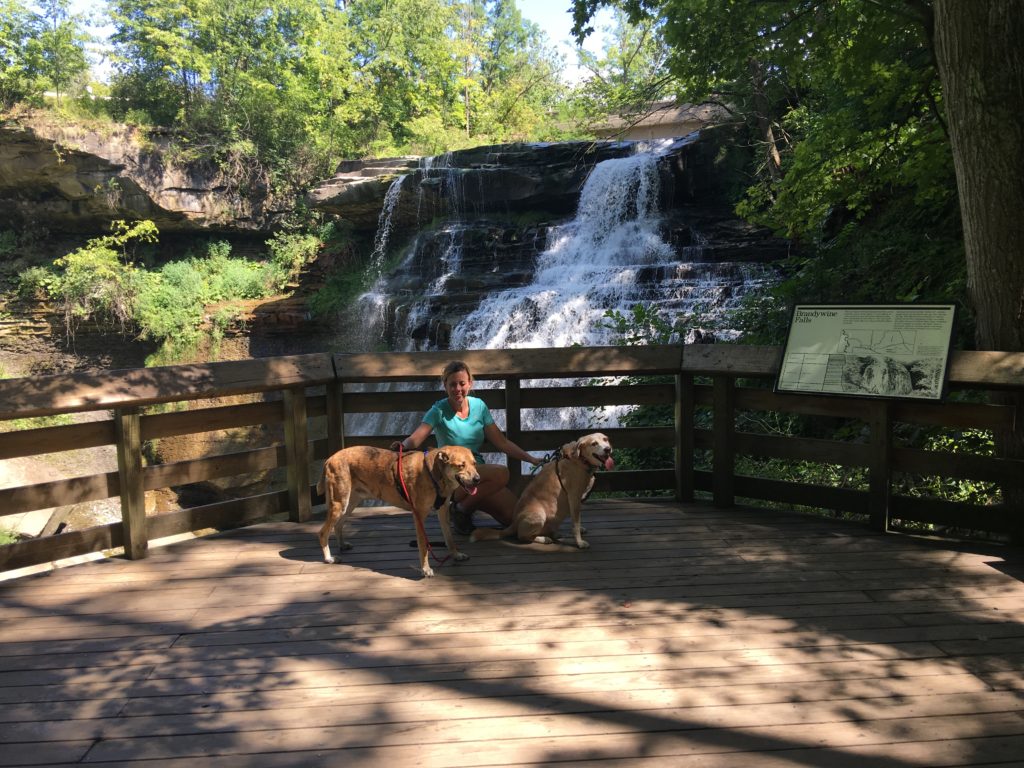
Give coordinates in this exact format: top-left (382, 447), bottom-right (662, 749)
top-left (316, 445), bottom-right (480, 577)
top-left (471, 432), bottom-right (613, 549)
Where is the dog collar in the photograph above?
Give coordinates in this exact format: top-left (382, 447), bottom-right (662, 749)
top-left (424, 450), bottom-right (447, 510)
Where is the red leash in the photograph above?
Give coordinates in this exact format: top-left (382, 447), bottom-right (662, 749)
top-left (397, 445), bottom-right (450, 567)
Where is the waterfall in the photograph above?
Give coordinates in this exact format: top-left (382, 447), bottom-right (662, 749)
top-left (344, 139), bottom-right (780, 438)
top-left (450, 152), bottom-right (674, 351)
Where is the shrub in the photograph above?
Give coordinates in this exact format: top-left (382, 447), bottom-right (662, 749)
top-left (17, 265), bottom-right (59, 300)
top-left (267, 231), bottom-right (321, 283)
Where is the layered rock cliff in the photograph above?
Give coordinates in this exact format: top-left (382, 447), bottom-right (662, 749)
top-left (0, 113), bottom-right (279, 235)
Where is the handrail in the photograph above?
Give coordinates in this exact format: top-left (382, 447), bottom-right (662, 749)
top-left (0, 344), bottom-right (1021, 574)
top-left (0, 353), bottom-right (335, 420)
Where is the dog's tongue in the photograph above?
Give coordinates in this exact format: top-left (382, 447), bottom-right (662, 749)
top-left (467, 486), bottom-right (478, 496)
top-left (604, 456), bottom-right (615, 471)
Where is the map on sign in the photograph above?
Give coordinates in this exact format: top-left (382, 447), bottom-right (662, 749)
top-left (776, 304), bottom-right (956, 401)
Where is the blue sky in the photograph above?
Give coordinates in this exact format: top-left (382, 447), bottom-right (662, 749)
top-left (517, 0), bottom-right (611, 82)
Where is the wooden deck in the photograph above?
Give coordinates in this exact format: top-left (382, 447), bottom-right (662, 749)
top-left (1, 499), bottom-right (1023, 767)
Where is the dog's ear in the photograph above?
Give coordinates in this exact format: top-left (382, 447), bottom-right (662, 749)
top-left (437, 449), bottom-right (450, 465)
top-left (562, 441), bottom-right (580, 459)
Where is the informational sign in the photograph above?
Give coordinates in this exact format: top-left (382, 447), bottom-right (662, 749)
top-left (776, 304), bottom-right (956, 401)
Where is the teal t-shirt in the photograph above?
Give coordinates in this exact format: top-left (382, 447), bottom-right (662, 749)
top-left (423, 396), bottom-right (494, 463)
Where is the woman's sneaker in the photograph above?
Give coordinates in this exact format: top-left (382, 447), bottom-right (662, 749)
top-left (450, 501), bottom-right (476, 535)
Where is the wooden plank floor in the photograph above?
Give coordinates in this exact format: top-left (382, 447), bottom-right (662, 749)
top-left (1, 498), bottom-right (1023, 767)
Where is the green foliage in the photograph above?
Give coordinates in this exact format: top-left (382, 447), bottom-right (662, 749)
top-left (133, 238), bottom-right (285, 362)
top-left (572, 8), bottom-right (677, 133)
top-left (16, 265), bottom-right (59, 300)
top-left (97, 0), bottom-right (570, 186)
top-left (308, 256), bottom-right (374, 320)
top-left (895, 428), bottom-right (1000, 507)
top-left (0, 0), bottom-right (90, 107)
top-left (34, 0), bottom-right (90, 106)
top-left (266, 230), bottom-right (322, 286)
top-left (50, 220), bottom-right (158, 334)
top-left (20, 223), bottom-right (306, 363)
top-left (601, 304), bottom-right (677, 347)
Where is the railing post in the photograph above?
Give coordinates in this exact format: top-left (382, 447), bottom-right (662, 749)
top-left (868, 400), bottom-right (892, 531)
top-left (114, 406), bottom-right (147, 560)
top-left (504, 377), bottom-right (523, 484)
top-left (712, 375), bottom-right (736, 508)
top-left (675, 372), bottom-right (695, 502)
top-left (283, 387), bottom-right (311, 523)
top-left (326, 379), bottom-right (345, 456)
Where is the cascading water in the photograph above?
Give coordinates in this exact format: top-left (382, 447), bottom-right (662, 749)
top-left (450, 151), bottom-right (674, 351)
top-left (344, 137), bottom-right (781, 439)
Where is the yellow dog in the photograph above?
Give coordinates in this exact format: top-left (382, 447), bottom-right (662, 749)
top-left (472, 433), bottom-right (613, 548)
top-left (317, 445), bottom-right (480, 577)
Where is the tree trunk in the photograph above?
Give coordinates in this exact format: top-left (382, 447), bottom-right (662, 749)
top-left (748, 58), bottom-right (782, 182)
top-left (933, 0), bottom-right (1024, 352)
top-left (933, 0), bottom-right (1024, 525)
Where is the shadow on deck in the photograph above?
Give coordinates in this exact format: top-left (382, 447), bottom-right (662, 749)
top-left (1, 499), bottom-right (1023, 766)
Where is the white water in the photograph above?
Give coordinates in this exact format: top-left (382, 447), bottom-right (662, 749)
top-left (450, 152), bottom-right (673, 352)
top-left (346, 142), bottom-right (776, 437)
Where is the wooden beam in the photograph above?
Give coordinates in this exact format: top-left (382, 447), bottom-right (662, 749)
top-left (682, 345), bottom-right (781, 377)
top-left (326, 380), bottom-right (345, 456)
top-left (0, 523), bottom-right (121, 572)
top-left (283, 388), bottom-right (311, 523)
top-left (333, 345), bottom-right (683, 382)
top-left (0, 420), bottom-right (114, 461)
top-left (712, 375), bottom-right (736, 508)
top-left (675, 374), bottom-right (695, 502)
top-left (867, 400), bottom-right (892, 532)
top-left (143, 445), bottom-right (284, 490)
top-left (114, 407), bottom-right (147, 560)
top-left (0, 353), bottom-right (334, 420)
top-left (504, 378), bottom-right (523, 484)
top-left (146, 491), bottom-right (288, 540)
top-left (140, 400), bottom-right (282, 440)
top-left (0, 473), bottom-right (118, 518)
top-left (947, 350), bottom-right (1024, 388)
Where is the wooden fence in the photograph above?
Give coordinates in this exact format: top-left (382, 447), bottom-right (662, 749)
top-left (0, 345), bottom-right (1021, 572)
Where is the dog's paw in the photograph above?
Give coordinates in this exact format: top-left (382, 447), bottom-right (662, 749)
top-left (533, 535), bottom-right (555, 544)
top-left (421, 565), bottom-right (435, 578)
top-left (454, 552), bottom-right (470, 562)
top-left (323, 556), bottom-right (336, 564)
top-left (577, 539), bottom-right (590, 549)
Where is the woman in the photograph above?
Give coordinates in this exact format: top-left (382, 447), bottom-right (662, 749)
top-left (391, 360), bottom-right (541, 533)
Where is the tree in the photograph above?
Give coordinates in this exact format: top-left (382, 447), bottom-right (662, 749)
top-left (573, 7), bottom-right (677, 135)
top-left (0, 0), bottom-right (39, 107)
top-left (109, 0), bottom-right (356, 185)
top-left (0, 0), bottom-right (88, 107)
top-left (933, 0), bottom-right (1024, 354)
top-left (473, 0), bottom-right (563, 141)
top-left (34, 0), bottom-right (89, 105)
top-left (933, 0), bottom-right (1024, 516)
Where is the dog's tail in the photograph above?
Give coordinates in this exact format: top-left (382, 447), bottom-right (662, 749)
top-left (316, 460), bottom-right (331, 505)
top-left (470, 526), bottom-right (513, 542)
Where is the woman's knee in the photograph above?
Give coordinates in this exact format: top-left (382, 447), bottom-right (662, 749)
top-left (478, 464), bottom-right (509, 487)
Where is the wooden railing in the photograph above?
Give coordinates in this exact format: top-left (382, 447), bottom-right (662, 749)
top-left (1, 345), bottom-right (1021, 572)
